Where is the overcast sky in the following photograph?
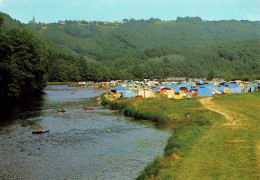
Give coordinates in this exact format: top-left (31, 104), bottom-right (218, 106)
top-left (0, 0), bottom-right (259, 23)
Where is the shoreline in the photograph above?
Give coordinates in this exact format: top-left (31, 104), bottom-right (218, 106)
top-left (100, 93), bottom-right (213, 179)
top-left (100, 92), bottom-right (260, 179)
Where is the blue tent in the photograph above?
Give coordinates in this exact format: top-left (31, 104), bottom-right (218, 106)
top-left (122, 91), bottom-right (136, 98)
top-left (229, 86), bottom-right (243, 93)
top-left (215, 86), bottom-right (225, 93)
top-left (114, 86), bottom-right (129, 93)
top-left (161, 85), bottom-right (180, 93)
top-left (245, 85), bottom-right (255, 92)
top-left (254, 83), bottom-right (259, 91)
top-left (196, 87), bottom-right (212, 96)
top-left (224, 83), bottom-right (243, 93)
top-left (170, 85), bottom-right (180, 93)
top-left (177, 84), bottom-right (191, 92)
top-left (152, 87), bottom-right (160, 92)
top-left (201, 84), bottom-right (217, 89)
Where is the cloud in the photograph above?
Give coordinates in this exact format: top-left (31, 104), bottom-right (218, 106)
top-left (0, 0), bottom-right (3, 4)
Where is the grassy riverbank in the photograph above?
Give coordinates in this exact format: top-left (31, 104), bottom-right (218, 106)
top-left (101, 92), bottom-right (260, 179)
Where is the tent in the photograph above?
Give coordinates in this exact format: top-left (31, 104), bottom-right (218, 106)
top-left (160, 85), bottom-right (179, 94)
top-left (122, 90), bottom-right (136, 98)
top-left (192, 87), bottom-right (212, 96)
top-left (224, 83), bottom-right (243, 93)
top-left (136, 89), bottom-right (155, 98)
top-left (165, 89), bottom-right (184, 99)
top-left (177, 83), bottom-right (191, 93)
top-left (114, 86), bottom-right (129, 92)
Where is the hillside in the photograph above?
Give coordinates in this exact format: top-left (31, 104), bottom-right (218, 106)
top-left (108, 40), bottom-right (260, 80)
top-left (0, 12), bottom-right (114, 100)
top-left (1, 12), bottom-right (259, 82)
top-left (27, 17), bottom-right (260, 62)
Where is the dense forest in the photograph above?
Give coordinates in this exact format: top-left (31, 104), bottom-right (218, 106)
top-left (27, 17), bottom-right (260, 61)
top-left (27, 16), bottom-right (260, 81)
top-left (0, 12), bottom-right (112, 102)
top-left (0, 15), bottom-right (46, 101)
top-left (0, 12), bottom-right (260, 102)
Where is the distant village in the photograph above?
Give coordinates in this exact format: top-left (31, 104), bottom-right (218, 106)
top-left (77, 78), bottom-right (260, 100)
top-left (28, 16), bottom-right (129, 25)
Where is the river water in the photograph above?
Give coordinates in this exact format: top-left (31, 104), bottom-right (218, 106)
top-left (0, 85), bottom-right (170, 180)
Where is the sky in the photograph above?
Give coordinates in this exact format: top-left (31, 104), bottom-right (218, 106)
top-left (0, 0), bottom-right (259, 23)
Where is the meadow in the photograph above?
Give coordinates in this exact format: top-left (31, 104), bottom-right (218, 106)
top-left (101, 92), bottom-right (260, 179)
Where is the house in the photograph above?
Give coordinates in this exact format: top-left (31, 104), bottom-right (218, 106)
top-left (59, 21), bottom-right (66, 25)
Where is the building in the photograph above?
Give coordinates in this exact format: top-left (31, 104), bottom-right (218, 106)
top-left (58, 21), bottom-right (66, 25)
top-left (166, 77), bottom-right (186, 82)
top-left (29, 16), bottom-right (36, 24)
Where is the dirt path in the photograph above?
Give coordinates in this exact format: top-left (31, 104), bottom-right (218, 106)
top-left (199, 97), bottom-right (260, 178)
top-left (199, 97), bottom-right (246, 127)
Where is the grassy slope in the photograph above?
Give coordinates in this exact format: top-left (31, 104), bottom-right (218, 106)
top-left (151, 93), bottom-right (260, 180)
top-left (102, 93), bottom-right (260, 179)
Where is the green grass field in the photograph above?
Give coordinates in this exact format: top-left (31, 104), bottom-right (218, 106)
top-left (102, 92), bottom-right (260, 179)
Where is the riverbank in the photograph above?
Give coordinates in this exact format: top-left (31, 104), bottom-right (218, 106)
top-left (100, 92), bottom-right (260, 179)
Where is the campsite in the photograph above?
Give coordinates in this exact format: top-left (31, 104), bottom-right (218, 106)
top-left (98, 78), bottom-right (260, 179)
top-left (78, 78), bottom-right (259, 100)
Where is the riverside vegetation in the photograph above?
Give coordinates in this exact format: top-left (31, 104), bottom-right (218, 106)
top-left (101, 92), bottom-right (260, 179)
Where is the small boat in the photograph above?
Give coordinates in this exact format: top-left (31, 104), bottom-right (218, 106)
top-left (83, 107), bottom-right (94, 110)
top-left (57, 110), bottom-right (66, 112)
top-left (71, 92), bottom-right (75, 94)
top-left (32, 129), bottom-right (49, 134)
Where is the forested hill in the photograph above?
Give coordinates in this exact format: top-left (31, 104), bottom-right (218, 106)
top-left (27, 17), bottom-right (260, 62)
top-left (0, 12), bottom-right (114, 103)
top-left (0, 11), bottom-right (260, 90)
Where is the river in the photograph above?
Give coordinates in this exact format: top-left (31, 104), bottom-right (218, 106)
top-left (0, 85), bottom-right (170, 180)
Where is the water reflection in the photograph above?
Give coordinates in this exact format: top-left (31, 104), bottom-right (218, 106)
top-left (0, 85), bottom-right (170, 180)
top-left (0, 96), bottom-right (44, 127)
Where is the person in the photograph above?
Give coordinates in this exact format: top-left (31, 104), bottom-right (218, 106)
top-left (61, 107), bottom-right (64, 111)
top-left (38, 126), bottom-right (42, 132)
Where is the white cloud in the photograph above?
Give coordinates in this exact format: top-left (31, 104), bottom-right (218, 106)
top-left (0, 0), bottom-right (3, 4)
